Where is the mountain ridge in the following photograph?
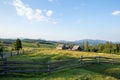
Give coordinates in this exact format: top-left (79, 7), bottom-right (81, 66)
top-left (0, 38), bottom-right (117, 45)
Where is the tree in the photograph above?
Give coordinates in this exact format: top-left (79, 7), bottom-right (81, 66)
top-left (97, 44), bottom-right (105, 52)
top-left (0, 46), bottom-right (3, 59)
top-left (89, 46), bottom-right (94, 52)
top-left (82, 41), bottom-right (84, 50)
top-left (84, 41), bottom-right (89, 52)
top-left (0, 41), bottom-right (4, 58)
top-left (116, 44), bottom-right (119, 53)
top-left (36, 42), bottom-right (40, 48)
top-left (14, 38), bottom-right (22, 54)
top-left (0, 41), bottom-right (2, 46)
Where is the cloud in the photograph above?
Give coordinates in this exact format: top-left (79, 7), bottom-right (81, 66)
top-left (112, 10), bottom-right (120, 16)
top-left (46, 10), bottom-right (53, 17)
top-left (12, 0), bottom-right (55, 23)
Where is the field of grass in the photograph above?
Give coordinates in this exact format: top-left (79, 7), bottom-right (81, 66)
top-left (2, 41), bottom-right (56, 52)
top-left (1, 48), bottom-right (120, 80)
top-left (22, 42), bottom-right (56, 49)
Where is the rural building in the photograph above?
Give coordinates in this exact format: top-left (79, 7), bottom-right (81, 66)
top-left (65, 45), bottom-right (70, 49)
top-left (72, 45), bottom-right (81, 51)
top-left (56, 44), bottom-right (66, 50)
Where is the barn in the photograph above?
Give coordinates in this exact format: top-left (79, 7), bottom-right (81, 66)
top-left (56, 44), bottom-right (66, 50)
top-left (72, 45), bottom-right (81, 51)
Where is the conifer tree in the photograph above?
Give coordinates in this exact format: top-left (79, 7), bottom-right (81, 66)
top-left (14, 38), bottom-right (22, 54)
top-left (84, 41), bottom-right (89, 52)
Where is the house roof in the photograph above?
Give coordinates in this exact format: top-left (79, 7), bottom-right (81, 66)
top-left (72, 45), bottom-right (80, 50)
top-left (57, 44), bottom-right (65, 47)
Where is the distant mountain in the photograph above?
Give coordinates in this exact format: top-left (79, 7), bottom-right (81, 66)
top-left (73, 39), bottom-right (107, 45)
top-left (0, 38), bottom-right (56, 45)
top-left (55, 40), bottom-right (69, 43)
top-left (56, 39), bottom-right (107, 45)
top-left (0, 38), bottom-right (15, 44)
top-left (0, 38), bottom-right (107, 46)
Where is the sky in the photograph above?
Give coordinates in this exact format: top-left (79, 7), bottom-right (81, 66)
top-left (0, 0), bottom-right (120, 41)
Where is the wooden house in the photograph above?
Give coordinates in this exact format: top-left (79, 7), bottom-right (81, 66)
top-left (72, 45), bottom-right (81, 51)
top-left (56, 44), bottom-right (66, 50)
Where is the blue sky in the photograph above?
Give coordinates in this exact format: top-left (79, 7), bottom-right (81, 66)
top-left (0, 0), bottom-right (120, 41)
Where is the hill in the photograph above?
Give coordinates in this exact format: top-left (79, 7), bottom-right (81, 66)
top-left (0, 38), bottom-right (107, 46)
top-left (56, 39), bottom-right (107, 45)
top-left (73, 39), bottom-right (106, 45)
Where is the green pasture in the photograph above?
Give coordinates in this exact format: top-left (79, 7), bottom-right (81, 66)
top-left (0, 48), bottom-right (120, 80)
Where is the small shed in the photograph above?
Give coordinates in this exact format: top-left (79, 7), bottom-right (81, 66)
top-left (72, 45), bottom-right (81, 51)
top-left (56, 44), bottom-right (66, 50)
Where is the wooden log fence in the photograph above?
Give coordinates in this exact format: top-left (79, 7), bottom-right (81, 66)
top-left (0, 49), bottom-right (35, 59)
top-left (0, 56), bottom-right (120, 75)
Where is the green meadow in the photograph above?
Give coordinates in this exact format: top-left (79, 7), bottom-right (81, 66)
top-left (0, 48), bottom-right (120, 80)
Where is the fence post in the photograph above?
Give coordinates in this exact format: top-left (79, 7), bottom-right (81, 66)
top-left (3, 58), bottom-right (7, 74)
top-left (97, 56), bottom-right (100, 64)
top-left (0, 52), bottom-right (3, 59)
top-left (112, 58), bottom-right (114, 65)
top-left (17, 50), bottom-right (19, 55)
top-left (23, 49), bottom-right (24, 54)
top-left (80, 56), bottom-right (83, 65)
top-left (47, 62), bottom-right (51, 74)
top-left (10, 50), bottom-right (12, 56)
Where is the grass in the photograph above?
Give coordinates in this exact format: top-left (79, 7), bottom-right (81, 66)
top-left (0, 64), bottom-right (119, 80)
top-left (1, 48), bottom-right (120, 80)
top-left (22, 42), bottom-right (56, 49)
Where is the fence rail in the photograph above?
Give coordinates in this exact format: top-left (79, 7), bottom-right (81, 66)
top-left (0, 49), bottom-right (35, 59)
top-left (0, 56), bottom-right (120, 74)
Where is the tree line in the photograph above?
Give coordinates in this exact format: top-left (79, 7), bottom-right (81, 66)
top-left (1, 38), bottom-right (120, 55)
top-left (84, 41), bottom-right (120, 54)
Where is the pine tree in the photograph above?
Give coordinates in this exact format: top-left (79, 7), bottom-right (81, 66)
top-left (0, 41), bottom-right (3, 58)
top-left (116, 44), bottom-right (119, 53)
top-left (97, 44), bottom-right (105, 52)
top-left (36, 42), bottom-right (40, 48)
top-left (84, 41), bottom-right (89, 52)
top-left (14, 38), bottom-right (22, 54)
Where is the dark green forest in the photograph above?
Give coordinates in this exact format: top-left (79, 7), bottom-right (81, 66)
top-left (84, 41), bottom-right (120, 54)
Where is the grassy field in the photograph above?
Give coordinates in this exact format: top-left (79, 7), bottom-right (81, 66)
top-left (1, 48), bottom-right (120, 80)
top-left (22, 42), bottom-right (56, 49)
top-left (2, 41), bottom-right (56, 52)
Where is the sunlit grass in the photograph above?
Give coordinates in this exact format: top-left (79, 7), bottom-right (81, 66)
top-left (8, 48), bottom-right (120, 61)
top-left (31, 48), bottom-right (120, 58)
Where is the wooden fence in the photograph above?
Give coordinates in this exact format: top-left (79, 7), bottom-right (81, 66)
top-left (0, 56), bottom-right (120, 74)
top-left (0, 49), bottom-right (36, 59)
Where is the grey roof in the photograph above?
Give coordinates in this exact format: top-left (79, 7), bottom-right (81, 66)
top-left (72, 45), bottom-right (80, 50)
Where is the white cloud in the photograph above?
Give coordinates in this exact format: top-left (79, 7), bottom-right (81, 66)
top-left (12, 0), bottom-right (55, 23)
top-left (46, 10), bottom-right (53, 17)
top-left (112, 10), bottom-right (120, 16)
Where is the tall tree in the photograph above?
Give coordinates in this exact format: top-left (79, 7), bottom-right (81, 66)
top-left (84, 41), bottom-right (89, 52)
top-left (82, 41), bottom-right (84, 50)
top-left (36, 42), bottom-right (40, 48)
top-left (97, 44), bottom-right (105, 52)
top-left (0, 46), bottom-right (3, 58)
top-left (0, 41), bottom-right (3, 58)
top-left (14, 38), bottom-right (22, 54)
top-left (0, 41), bottom-right (2, 46)
top-left (116, 44), bottom-right (119, 53)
